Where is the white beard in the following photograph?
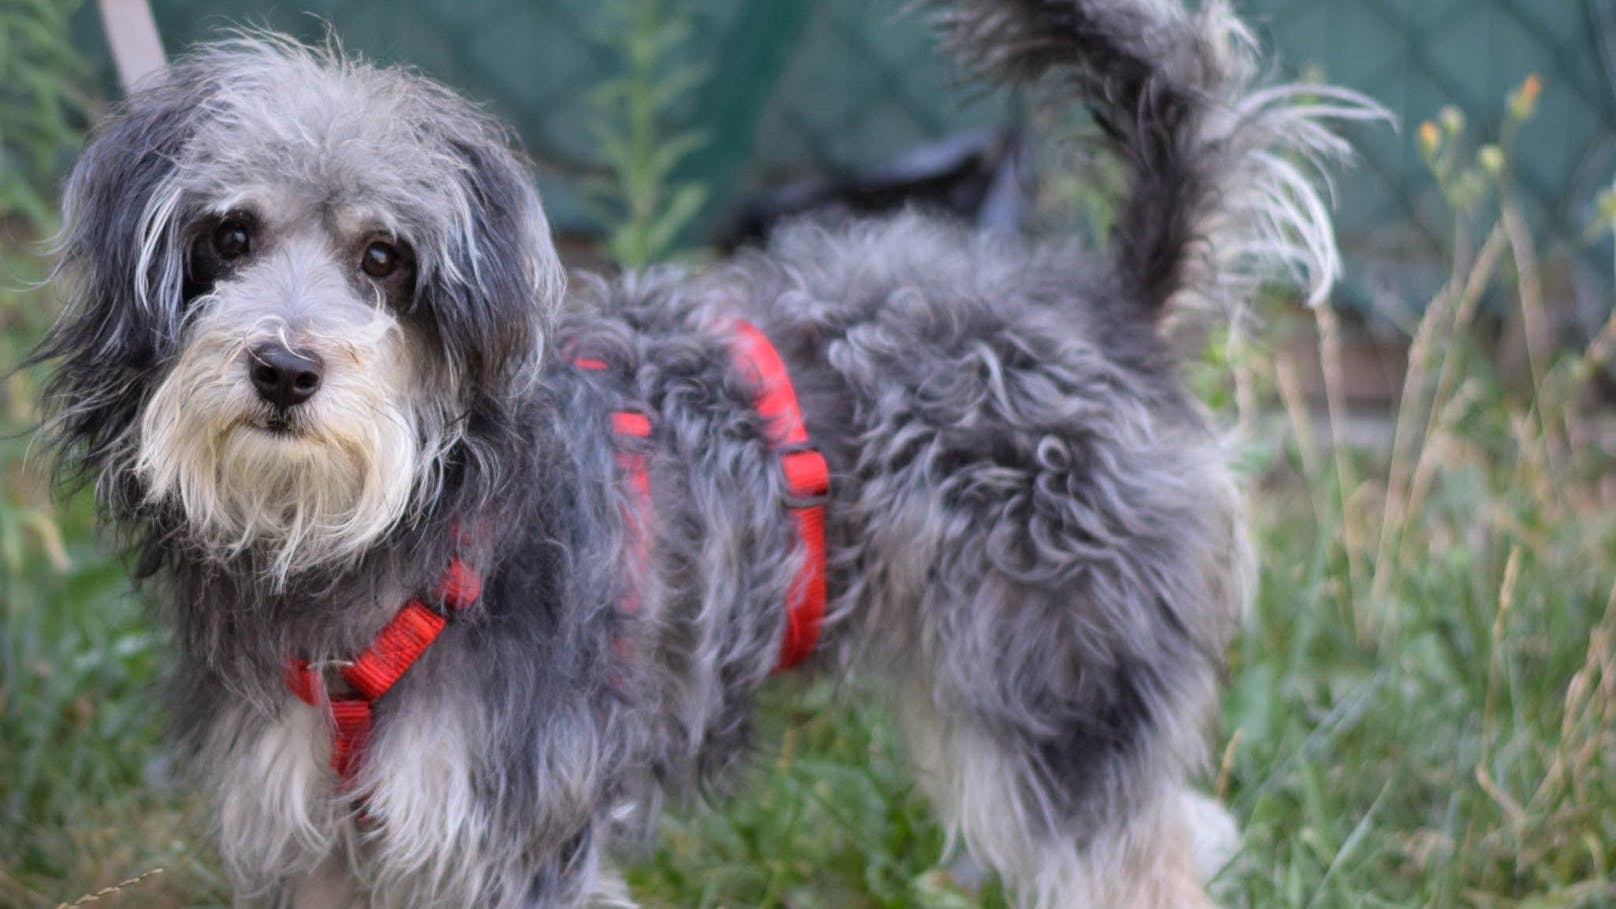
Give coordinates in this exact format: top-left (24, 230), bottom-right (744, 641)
top-left (136, 303), bottom-right (448, 586)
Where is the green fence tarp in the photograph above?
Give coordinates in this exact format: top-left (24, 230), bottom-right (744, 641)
top-left (75, 0), bottom-right (1616, 321)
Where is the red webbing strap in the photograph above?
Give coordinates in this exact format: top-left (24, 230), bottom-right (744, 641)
top-left (728, 320), bottom-right (831, 672)
top-left (326, 699), bottom-right (372, 783)
top-left (610, 412), bottom-right (653, 511)
top-left (340, 603), bottom-right (448, 700)
top-left (572, 329), bottom-right (828, 670)
top-left (285, 556), bottom-right (481, 786)
top-left (577, 358), bottom-right (655, 613)
top-left (608, 410), bottom-right (652, 613)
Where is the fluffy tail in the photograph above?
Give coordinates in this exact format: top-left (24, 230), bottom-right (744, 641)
top-left (932, 0), bottom-right (1384, 315)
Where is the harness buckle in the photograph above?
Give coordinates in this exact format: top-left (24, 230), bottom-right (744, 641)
top-left (779, 447), bottom-right (830, 509)
top-left (285, 658), bottom-right (360, 704)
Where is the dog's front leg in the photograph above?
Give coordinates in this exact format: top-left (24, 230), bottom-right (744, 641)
top-left (584, 867), bottom-right (637, 908)
top-left (285, 855), bottom-right (354, 909)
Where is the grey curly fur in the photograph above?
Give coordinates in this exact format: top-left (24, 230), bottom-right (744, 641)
top-left (37, 3), bottom-right (1370, 907)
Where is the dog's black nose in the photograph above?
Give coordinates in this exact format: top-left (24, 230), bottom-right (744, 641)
top-left (248, 345), bottom-right (323, 409)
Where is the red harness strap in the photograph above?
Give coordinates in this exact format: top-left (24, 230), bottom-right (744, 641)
top-left (576, 320), bottom-right (830, 672)
top-left (575, 358), bottom-right (654, 615)
top-left (284, 557), bottom-right (481, 785)
top-left (727, 321), bottom-right (831, 671)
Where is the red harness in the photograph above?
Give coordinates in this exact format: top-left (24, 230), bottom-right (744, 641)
top-left (285, 319), bottom-right (829, 787)
top-left (283, 558), bottom-right (482, 783)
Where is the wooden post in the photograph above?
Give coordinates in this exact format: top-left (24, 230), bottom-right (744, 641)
top-left (98, 0), bottom-right (166, 93)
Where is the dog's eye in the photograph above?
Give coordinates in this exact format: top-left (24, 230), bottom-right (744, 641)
top-left (213, 220), bottom-right (251, 260)
top-left (360, 241), bottom-right (400, 278)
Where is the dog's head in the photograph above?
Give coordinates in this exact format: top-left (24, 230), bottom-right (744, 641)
top-left (40, 36), bottom-right (562, 583)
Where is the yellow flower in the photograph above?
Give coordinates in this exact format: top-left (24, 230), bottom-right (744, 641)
top-left (1508, 74), bottom-right (1542, 121)
top-left (1419, 121), bottom-right (1441, 157)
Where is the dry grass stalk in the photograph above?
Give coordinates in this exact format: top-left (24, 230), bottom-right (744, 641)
top-left (1398, 378), bottom-right (1484, 560)
top-left (1275, 353), bottom-right (1323, 490)
top-left (1368, 224), bottom-right (1508, 634)
top-left (1499, 188), bottom-right (1567, 487)
top-left (1309, 299), bottom-right (1369, 636)
top-left (54, 868), bottom-right (165, 908)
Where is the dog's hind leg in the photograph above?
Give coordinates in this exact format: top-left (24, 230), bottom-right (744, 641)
top-left (844, 414), bottom-right (1249, 908)
top-left (898, 677), bottom-right (1220, 909)
top-left (877, 504), bottom-right (1248, 909)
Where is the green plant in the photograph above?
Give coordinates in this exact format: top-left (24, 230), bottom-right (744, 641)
top-left (0, 5), bottom-right (199, 904)
top-left (0, 0), bottom-right (90, 228)
top-left (583, 0), bottom-right (710, 268)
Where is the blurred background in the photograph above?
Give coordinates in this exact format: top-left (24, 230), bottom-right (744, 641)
top-left (4, 1), bottom-right (1615, 907)
top-left (72, 0), bottom-right (1616, 323)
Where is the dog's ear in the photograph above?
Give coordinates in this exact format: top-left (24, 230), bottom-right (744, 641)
top-left (57, 70), bottom-right (209, 347)
top-left (37, 69), bottom-right (211, 499)
top-left (422, 132), bottom-right (564, 399)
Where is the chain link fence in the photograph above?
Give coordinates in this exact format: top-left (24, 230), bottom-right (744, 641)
top-left (1251, 0), bottom-right (1616, 328)
top-left (75, 0), bottom-right (1616, 321)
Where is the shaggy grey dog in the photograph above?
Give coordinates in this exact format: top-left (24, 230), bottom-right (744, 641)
top-left (39, 1), bottom-right (1371, 906)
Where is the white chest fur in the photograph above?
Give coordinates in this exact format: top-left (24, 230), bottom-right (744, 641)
top-left (209, 699), bottom-right (342, 891)
top-left (207, 684), bottom-right (490, 906)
